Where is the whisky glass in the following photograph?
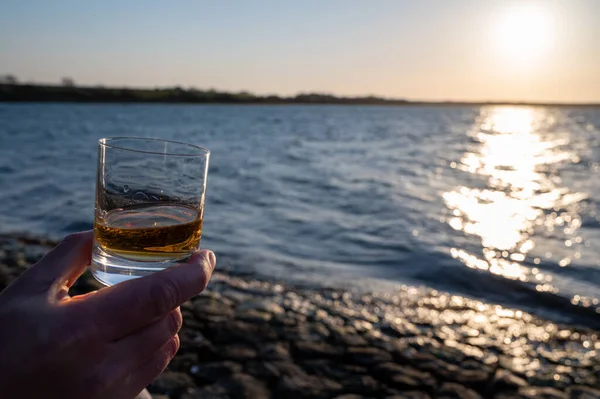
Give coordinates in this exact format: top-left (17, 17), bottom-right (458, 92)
top-left (91, 137), bottom-right (210, 286)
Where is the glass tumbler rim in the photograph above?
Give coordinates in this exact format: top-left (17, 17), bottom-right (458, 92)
top-left (99, 137), bottom-right (210, 157)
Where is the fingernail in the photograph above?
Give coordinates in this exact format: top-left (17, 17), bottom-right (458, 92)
top-left (207, 251), bottom-right (216, 270)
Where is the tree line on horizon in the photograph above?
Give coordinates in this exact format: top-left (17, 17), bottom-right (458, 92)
top-left (0, 74), bottom-right (411, 105)
top-left (1, 74), bottom-right (598, 106)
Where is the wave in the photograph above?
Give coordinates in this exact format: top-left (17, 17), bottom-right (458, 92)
top-left (1, 104), bottom-right (599, 327)
top-left (412, 258), bottom-right (600, 329)
top-left (523, 257), bottom-right (600, 283)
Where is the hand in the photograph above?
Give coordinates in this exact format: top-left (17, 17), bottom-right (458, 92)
top-left (0, 231), bottom-right (216, 399)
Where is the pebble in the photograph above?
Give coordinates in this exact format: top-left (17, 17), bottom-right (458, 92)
top-left (236, 299), bottom-right (284, 314)
top-left (275, 374), bottom-right (343, 399)
top-left (293, 340), bottom-right (343, 359)
top-left (517, 386), bottom-right (568, 398)
top-left (346, 346), bottom-right (393, 365)
top-left (235, 309), bottom-right (272, 322)
top-left (387, 393), bottom-right (432, 399)
top-left (219, 344), bottom-right (258, 361)
top-left (491, 369), bottom-right (528, 391)
top-left (258, 342), bottom-right (290, 360)
top-left (567, 385), bottom-right (600, 399)
top-left (148, 371), bottom-right (194, 396)
top-left (437, 382), bottom-right (483, 399)
top-left (192, 297), bottom-right (234, 319)
top-left (376, 362), bottom-right (437, 389)
top-left (190, 361), bottom-right (242, 384)
top-left (217, 372), bottom-right (270, 399)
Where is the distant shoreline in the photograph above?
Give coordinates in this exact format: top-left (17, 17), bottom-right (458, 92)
top-left (1, 83), bottom-right (599, 107)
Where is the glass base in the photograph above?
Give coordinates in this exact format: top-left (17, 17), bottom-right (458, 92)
top-left (91, 244), bottom-right (191, 286)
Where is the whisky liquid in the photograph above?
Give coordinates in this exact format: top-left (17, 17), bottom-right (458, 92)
top-left (94, 204), bottom-right (202, 261)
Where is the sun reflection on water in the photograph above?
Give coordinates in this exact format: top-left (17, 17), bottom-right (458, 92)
top-left (443, 107), bottom-right (585, 292)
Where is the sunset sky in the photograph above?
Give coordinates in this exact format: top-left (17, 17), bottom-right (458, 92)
top-left (1, 0), bottom-right (599, 103)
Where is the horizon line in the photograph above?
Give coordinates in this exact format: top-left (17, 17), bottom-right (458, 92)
top-left (1, 82), bottom-right (599, 107)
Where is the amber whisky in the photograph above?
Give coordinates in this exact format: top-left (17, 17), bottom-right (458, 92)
top-left (94, 204), bottom-right (202, 261)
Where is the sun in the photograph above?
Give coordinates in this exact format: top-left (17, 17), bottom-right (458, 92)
top-left (493, 4), bottom-right (554, 64)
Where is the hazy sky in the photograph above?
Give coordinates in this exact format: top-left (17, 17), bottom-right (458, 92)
top-left (1, 0), bottom-right (599, 103)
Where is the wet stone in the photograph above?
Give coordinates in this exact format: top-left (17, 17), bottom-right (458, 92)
top-left (270, 360), bottom-right (307, 378)
top-left (517, 386), bottom-right (568, 398)
top-left (275, 374), bottom-right (343, 399)
top-left (271, 310), bottom-right (298, 325)
top-left (236, 309), bottom-right (272, 322)
top-left (190, 361), bottom-right (242, 384)
top-left (528, 369), bottom-right (572, 390)
top-left (236, 299), bottom-right (285, 315)
top-left (453, 362), bottom-right (493, 386)
top-left (332, 331), bottom-right (368, 346)
top-left (386, 392), bottom-right (432, 399)
top-left (351, 319), bottom-right (374, 333)
top-left (437, 383), bottom-right (482, 399)
top-left (193, 297), bottom-right (234, 319)
top-left (393, 342), bottom-right (439, 364)
top-left (219, 344), bottom-right (258, 361)
top-left (204, 320), bottom-right (264, 345)
top-left (223, 290), bottom-right (253, 304)
top-left (491, 369), bottom-right (528, 391)
top-left (181, 384), bottom-right (230, 399)
top-left (300, 359), bottom-right (380, 395)
top-left (242, 285), bottom-right (280, 298)
top-left (148, 371), bottom-right (195, 397)
top-left (293, 340), bottom-right (344, 359)
top-left (245, 361), bottom-right (285, 383)
top-left (382, 320), bottom-right (421, 338)
top-left (566, 385), bottom-right (600, 399)
top-left (169, 352), bottom-right (199, 373)
top-left (340, 374), bottom-right (381, 396)
top-left (431, 342), bottom-right (465, 364)
top-left (311, 323), bottom-right (331, 339)
top-left (295, 325), bottom-right (331, 342)
top-left (180, 338), bottom-right (219, 363)
top-left (258, 342), bottom-right (290, 360)
top-left (213, 372), bottom-right (270, 399)
top-left (346, 346), bottom-right (393, 366)
top-left (375, 362), bottom-right (437, 389)
top-left (420, 357), bottom-right (491, 388)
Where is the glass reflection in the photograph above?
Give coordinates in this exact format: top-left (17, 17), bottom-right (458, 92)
top-left (443, 107), bottom-right (582, 290)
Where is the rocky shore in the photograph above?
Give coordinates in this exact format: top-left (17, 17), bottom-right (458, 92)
top-left (1, 235), bottom-right (599, 399)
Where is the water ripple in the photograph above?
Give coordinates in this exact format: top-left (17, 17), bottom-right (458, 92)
top-left (0, 103), bottom-right (598, 322)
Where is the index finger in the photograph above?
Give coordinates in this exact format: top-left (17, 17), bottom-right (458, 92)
top-left (83, 249), bottom-right (215, 340)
